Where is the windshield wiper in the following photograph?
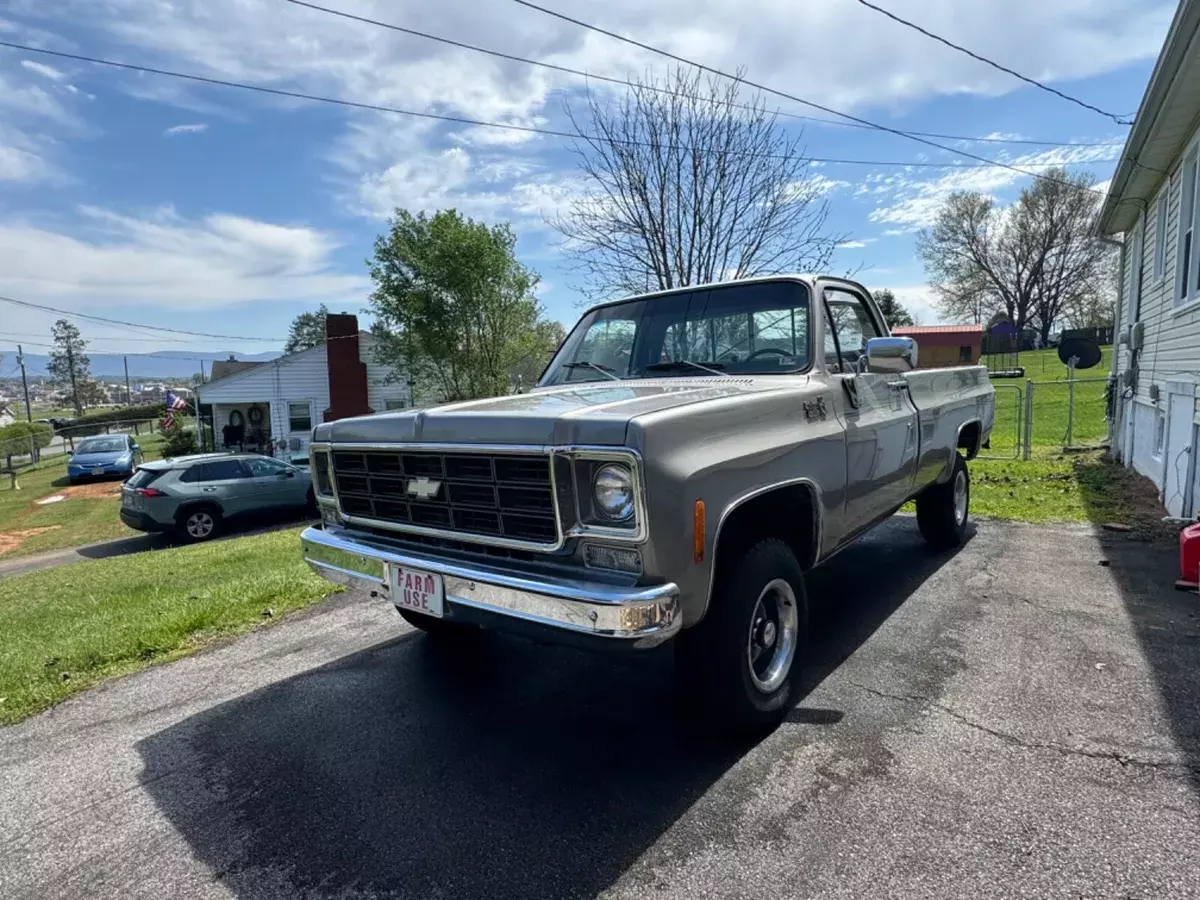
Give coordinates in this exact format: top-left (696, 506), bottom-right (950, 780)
top-left (561, 361), bottom-right (622, 381)
top-left (643, 360), bottom-right (730, 377)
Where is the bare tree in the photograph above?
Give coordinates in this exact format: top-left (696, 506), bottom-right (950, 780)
top-left (918, 168), bottom-right (1111, 339)
top-left (553, 68), bottom-right (844, 301)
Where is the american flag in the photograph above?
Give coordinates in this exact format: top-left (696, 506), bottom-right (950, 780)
top-left (164, 391), bottom-right (189, 429)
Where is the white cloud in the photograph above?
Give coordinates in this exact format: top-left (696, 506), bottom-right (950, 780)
top-left (837, 238), bottom-right (877, 249)
top-left (19, 60), bottom-right (66, 81)
top-left (163, 123), bottom-right (209, 136)
top-left (0, 207), bottom-right (368, 314)
top-left (867, 143), bottom-right (1121, 232)
top-left (0, 142), bottom-right (50, 183)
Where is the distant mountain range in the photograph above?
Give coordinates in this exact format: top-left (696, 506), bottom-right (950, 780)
top-left (6, 350), bottom-right (281, 380)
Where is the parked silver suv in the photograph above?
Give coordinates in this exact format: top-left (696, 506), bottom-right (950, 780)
top-left (121, 453), bottom-right (314, 541)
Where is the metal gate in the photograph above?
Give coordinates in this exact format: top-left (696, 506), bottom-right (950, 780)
top-left (980, 383), bottom-right (1023, 459)
top-left (1021, 377), bottom-right (1111, 459)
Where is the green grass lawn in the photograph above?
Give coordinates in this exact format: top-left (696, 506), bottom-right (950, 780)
top-left (0, 432), bottom-right (167, 558)
top-left (984, 346), bottom-right (1112, 455)
top-left (0, 527), bottom-right (336, 724)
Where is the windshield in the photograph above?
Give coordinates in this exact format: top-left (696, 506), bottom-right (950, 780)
top-left (540, 280), bottom-right (810, 385)
top-left (75, 437), bottom-right (127, 454)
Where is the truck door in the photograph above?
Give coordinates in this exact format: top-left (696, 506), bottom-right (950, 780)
top-left (822, 285), bottom-right (919, 534)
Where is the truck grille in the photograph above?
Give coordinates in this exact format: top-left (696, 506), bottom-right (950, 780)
top-left (331, 449), bottom-right (559, 546)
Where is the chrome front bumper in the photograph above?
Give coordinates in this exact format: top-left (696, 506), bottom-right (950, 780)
top-left (300, 526), bottom-right (681, 648)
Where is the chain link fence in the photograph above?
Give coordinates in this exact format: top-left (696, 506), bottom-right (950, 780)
top-left (979, 383), bottom-right (1024, 459)
top-left (1, 417), bottom-right (199, 478)
top-left (1020, 376), bottom-right (1111, 459)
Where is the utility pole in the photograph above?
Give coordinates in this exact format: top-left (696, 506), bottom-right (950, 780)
top-left (17, 345), bottom-right (31, 423)
top-left (124, 356), bottom-right (132, 405)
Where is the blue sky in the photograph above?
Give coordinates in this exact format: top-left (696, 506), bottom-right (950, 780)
top-left (0, 0), bottom-right (1179, 363)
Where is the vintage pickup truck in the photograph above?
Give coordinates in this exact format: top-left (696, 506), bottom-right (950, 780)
top-left (301, 275), bottom-right (995, 728)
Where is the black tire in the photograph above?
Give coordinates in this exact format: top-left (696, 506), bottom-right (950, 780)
top-left (397, 607), bottom-right (472, 638)
top-left (916, 453), bottom-right (970, 550)
top-left (676, 539), bottom-right (809, 731)
top-left (177, 505), bottom-right (222, 543)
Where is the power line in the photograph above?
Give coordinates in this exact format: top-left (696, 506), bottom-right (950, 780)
top-left (0, 40), bottom-right (1121, 175)
top-left (4, 330), bottom-right (196, 345)
top-left (851, 0), bottom-right (1132, 125)
top-left (0, 295), bottom-right (286, 342)
top-left (506, 0), bottom-right (1127, 199)
top-left (282, 0), bottom-right (1122, 150)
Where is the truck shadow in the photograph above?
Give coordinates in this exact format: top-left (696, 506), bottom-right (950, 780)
top-left (135, 519), bottom-right (964, 899)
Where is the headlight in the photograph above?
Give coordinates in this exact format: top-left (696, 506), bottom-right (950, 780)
top-left (593, 464), bottom-right (634, 520)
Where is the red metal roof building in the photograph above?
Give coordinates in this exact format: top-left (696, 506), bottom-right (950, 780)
top-left (891, 325), bottom-right (984, 368)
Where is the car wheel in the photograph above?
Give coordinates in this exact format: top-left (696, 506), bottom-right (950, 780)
top-left (676, 539), bottom-right (808, 731)
top-left (178, 507), bottom-right (222, 543)
top-left (916, 453), bottom-right (970, 550)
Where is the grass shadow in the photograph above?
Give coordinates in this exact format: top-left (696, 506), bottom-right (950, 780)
top-left (135, 519), bottom-right (962, 899)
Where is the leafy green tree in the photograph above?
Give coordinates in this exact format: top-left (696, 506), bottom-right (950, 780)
top-left (873, 289), bottom-right (915, 329)
top-left (47, 319), bottom-right (97, 416)
top-left (511, 320), bottom-right (567, 391)
top-left (284, 304), bottom-right (329, 354)
top-left (368, 209), bottom-right (557, 402)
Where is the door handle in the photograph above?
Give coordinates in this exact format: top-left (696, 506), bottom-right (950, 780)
top-left (201, 487), bottom-right (217, 493)
top-left (887, 380), bottom-right (908, 391)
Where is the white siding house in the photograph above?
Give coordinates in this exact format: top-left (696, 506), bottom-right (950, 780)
top-left (1100, 0), bottom-right (1200, 518)
top-left (196, 329), bottom-right (409, 459)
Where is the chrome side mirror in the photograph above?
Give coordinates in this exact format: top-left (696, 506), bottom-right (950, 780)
top-left (857, 336), bottom-right (918, 374)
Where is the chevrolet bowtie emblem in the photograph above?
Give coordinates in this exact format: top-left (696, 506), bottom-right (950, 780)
top-left (406, 476), bottom-right (442, 500)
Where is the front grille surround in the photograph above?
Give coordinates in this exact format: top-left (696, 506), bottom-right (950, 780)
top-left (312, 442), bottom-right (648, 552)
top-left (324, 444), bottom-right (564, 550)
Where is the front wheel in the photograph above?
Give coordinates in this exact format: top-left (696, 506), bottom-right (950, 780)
top-left (916, 453), bottom-right (970, 549)
top-left (677, 539), bottom-right (809, 731)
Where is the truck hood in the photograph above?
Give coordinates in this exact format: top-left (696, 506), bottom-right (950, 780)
top-left (316, 378), bottom-right (798, 446)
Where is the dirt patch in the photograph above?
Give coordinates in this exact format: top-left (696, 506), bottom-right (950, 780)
top-left (60, 482), bottom-right (123, 500)
top-left (0, 527), bottom-right (62, 556)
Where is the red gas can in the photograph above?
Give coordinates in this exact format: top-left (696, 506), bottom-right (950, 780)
top-left (1180, 523), bottom-right (1200, 584)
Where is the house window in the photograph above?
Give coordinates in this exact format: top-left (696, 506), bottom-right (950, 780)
top-left (1154, 191), bottom-right (1168, 280)
top-left (1178, 150), bottom-right (1199, 306)
top-left (1154, 408), bottom-right (1166, 458)
top-left (959, 345), bottom-right (972, 362)
top-left (288, 401), bottom-right (312, 433)
top-left (384, 398), bottom-right (408, 411)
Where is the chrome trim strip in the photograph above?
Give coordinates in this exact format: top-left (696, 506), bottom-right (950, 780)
top-left (704, 477), bottom-right (824, 619)
top-left (301, 526), bottom-right (680, 645)
top-left (954, 418), bottom-right (984, 462)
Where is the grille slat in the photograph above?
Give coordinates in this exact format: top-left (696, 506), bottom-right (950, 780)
top-left (332, 449), bottom-right (558, 545)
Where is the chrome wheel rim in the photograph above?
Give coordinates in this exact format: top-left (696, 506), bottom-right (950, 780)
top-left (747, 578), bottom-right (799, 694)
top-left (953, 470), bottom-right (968, 526)
top-left (187, 512), bottom-right (214, 538)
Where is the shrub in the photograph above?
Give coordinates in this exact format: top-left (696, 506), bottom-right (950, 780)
top-left (160, 425), bottom-right (197, 458)
top-left (0, 421), bottom-right (54, 460)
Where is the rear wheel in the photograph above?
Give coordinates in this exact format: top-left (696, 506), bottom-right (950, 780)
top-left (916, 453), bottom-right (970, 549)
top-left (677, 539), bottom-right (808, 731)
top-left (178, 507), bottom-right (222, 543)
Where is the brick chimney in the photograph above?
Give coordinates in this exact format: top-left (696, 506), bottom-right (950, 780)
top-left (323, 313), bottom-right (373, 421)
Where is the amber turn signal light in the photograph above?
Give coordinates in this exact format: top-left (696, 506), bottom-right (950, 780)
top-left (693, 500), bottom-right (706, 563)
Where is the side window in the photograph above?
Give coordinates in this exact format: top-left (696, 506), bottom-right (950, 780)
top-left (823, 288), bottom-right (882, 373)
top-left (288, 402), bottom-right (313, 433)
top-left (959, 345), bottom-right (972, 362)
top-left (383, 398), bottom-right (407, 411)
top-left (204, 459), bottom-right (251, 481)
top-left (179, 464), bottom-right (207, 484)
top-left (245, 457), bottom-right (288, 477)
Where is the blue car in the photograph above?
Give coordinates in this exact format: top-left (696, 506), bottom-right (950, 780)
top-left (67, 434), bottom-right (143, 483)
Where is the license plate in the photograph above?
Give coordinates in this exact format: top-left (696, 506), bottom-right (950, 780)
top-left (92, 467), bottom-right (104, 476)
top-left (390, 565), bottom-right (444, 618)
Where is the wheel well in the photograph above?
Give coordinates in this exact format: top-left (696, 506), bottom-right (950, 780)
top-left (713, 484), bottom-right (819, 582)
top-left (957, 421), bottom-right (982, 460)
top-left (175, 500), bottom-right (222, 523)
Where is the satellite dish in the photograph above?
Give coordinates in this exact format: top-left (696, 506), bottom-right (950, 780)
top-left (1058, 336), bottom-right (1102, 370)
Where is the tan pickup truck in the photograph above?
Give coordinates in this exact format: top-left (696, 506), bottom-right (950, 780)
top-left (301, 275), bottom-right (995, 728)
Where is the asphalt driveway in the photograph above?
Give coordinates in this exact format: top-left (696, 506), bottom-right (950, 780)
top-left (2, 518), bottom-right (1199, 899)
